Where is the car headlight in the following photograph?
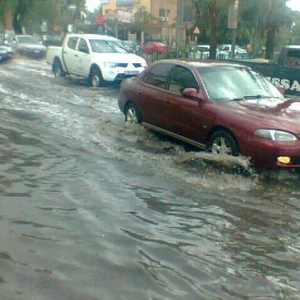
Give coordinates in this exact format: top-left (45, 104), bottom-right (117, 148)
top-left (103, 62), bottom-right (117, 68)
top-left (255, 129), bottom-right (298, 142)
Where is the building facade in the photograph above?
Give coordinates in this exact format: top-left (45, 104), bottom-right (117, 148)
top-left (101, 0), bottom-right (193, 47)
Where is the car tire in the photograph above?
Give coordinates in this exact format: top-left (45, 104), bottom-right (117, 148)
top-left (89, 67), bottom-right (105, 87)
top-left (125, 102), bottom-right (141, 124)
top-left (208, 130), bottom-right (239, 156)
top-left (53, 59), bottom-right (65, 78)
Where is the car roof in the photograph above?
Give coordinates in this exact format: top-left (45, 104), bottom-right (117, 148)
top-left (67, 34), bottom-right (118, 41)
top-left (153, 59), bottom-right (248, 69)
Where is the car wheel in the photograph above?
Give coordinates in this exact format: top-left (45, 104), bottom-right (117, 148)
top-left (89, 67), bottom-right (105, 87)
top-left (53, 59), bottom-right (65, 78)
top-left (125, 102), bottom-right (141, 124)
top-left (209, 130), bottom-right (239, 156)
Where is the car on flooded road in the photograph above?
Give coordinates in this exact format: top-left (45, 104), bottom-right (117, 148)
top-left (10, 35), bottom-right (47, 58)
top-left (118, 59), bottom-right (300, 170)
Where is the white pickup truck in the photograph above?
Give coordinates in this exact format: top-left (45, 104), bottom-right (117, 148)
top-left (46, 34), bottom-right (147, 87)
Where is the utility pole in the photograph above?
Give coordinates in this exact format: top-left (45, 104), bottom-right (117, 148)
top-left (228, 0), bottom-right (239, 59)
top-left (175, 0), bottom-right (184, 57)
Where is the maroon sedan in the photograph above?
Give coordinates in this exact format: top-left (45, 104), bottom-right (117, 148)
top-left (118, 59), bottom-right (300, 170)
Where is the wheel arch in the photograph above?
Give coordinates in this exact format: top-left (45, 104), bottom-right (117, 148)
top-left (207, 126), bottom-right (240, 151)
top-left (52, 56), bottom-right (62, 71)
top-left (89, 63), bottom-right (101, 75)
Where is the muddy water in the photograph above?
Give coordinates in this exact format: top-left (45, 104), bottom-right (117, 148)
top-left (0, 57), bottom-right (300, 300)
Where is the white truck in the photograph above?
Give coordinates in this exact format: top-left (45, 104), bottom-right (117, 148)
top-left (46, 34), bottom-right (147, 87)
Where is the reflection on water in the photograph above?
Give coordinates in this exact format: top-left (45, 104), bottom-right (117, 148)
top-left (0, 58), bottom-right (300, 299)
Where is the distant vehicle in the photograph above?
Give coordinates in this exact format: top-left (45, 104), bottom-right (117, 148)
top-left (12, 35), bottom-right (47, 58)
top-left (0, 36), bottom-right (13, 62)
top-left (46, 34), bottom-right (147, 87)
top-left (217, 44), bottom-right (248, 59)
top-left (190, 45), bottom-right (210, 60)
top-left (229, 45), bottom-right (300, 98)
top-left (141, 41), bottom-right (168, 55)
top-left (118, 59), bottom-right (300, 170)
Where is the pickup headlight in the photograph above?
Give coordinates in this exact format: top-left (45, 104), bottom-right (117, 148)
top-left (255, 129), bottom-right (297, 142)
top-left (141, 60), bottom-right (147, 68)
top-left (103, 62), bottom-right (117, 68)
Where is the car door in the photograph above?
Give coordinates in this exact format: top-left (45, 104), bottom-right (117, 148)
top-left (76, 38), bottom-right (91, 77)
top-left (137, 63), bottom-right (174, 128)
top-left (63, 36), bottom-right (79, 74)
top-left (163, 65), bottom-right (208, 144)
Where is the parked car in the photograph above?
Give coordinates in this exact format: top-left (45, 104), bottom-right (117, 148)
top-left (46, 34), bottom-right (147, 87)
top-left (217, 44), bottom-right (248, 59)
top-left (190, 45), bottom-right (210, 60)
top-left (141, 41), bottom-right (168, 55)
top-left (0, 36), bottom-right (13, 62)
top-left (11, 35), bottom-right (47, 58)
top-left (118, 59), bottom-right (300, 170)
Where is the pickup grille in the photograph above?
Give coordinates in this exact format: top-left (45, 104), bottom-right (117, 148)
top-left (117, 63), bottom-right (128, 68)
top-left (133, 63), bottom-right (142, 68)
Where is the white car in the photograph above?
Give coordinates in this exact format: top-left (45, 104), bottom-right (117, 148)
top-left (12, 35), bottom-right (47, 58)
top-left (46, 34), bottom-right (147, 87)
top-left (217, 44), bottom-right (248, 59)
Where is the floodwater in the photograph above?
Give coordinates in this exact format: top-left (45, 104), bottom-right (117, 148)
top-left (0, 57), bottom-right (300, 300)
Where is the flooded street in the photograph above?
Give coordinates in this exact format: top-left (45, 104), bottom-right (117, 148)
top-left (1, 57), bottom-right (300, 300)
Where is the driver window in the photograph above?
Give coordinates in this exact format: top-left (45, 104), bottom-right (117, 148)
top-left (78, 38), bottom-right (89, 54)
top-left (168, 66), bottom-right (199, 94)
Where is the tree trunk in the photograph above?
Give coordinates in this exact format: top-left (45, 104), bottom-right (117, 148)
top-left (209, 1), bottom-right (218, 59)
top-left (265, 26), bottom-right (276, 59)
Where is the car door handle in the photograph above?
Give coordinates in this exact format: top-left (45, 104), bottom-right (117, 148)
top-left (137, 91), bottom-right (142, 96)
top-left (75, 54), bottom-right (78, 57)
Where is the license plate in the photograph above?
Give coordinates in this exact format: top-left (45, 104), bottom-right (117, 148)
top-left (34, 50), bottom-right (40, 53)
top-left (125, 70), bottom-right (139, 75)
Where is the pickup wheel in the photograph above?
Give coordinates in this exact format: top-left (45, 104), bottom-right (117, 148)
top-left (89, 67), bottom-right (105, 87)
top-left (53, 59), bottom-right (65, 78)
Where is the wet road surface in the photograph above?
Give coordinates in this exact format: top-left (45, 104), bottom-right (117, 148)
top-left (0, 57), bottom-right (300, 299)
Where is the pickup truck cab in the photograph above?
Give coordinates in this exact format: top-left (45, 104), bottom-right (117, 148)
top-left (46, 34), bottom-right (147, 87)
top-left (227, 45), bottom-right (300, 98)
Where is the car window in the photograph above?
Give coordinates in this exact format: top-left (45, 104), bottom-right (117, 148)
top-left (67, 37), bottom-right (79, 50)
top-left (142, 63), bottom-right (173, 89)
top-left (78, 38), bottom-right (89, 54)
top-left (168, 66), bottom-right (199, 94)
top-left (198, 66), bottom-right (283, 101)
top-left (89, 39), bottom-right (127, 53)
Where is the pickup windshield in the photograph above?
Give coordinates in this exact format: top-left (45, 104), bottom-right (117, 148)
top-left (198, 66), bottom-right (284, 102)
top-left (89, 39), bottom-right (128, 54)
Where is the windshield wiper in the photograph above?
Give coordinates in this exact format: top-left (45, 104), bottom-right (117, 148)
top-left (232, 95), bottom-right (271, 101)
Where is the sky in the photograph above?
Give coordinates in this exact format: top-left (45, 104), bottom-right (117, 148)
top-left (85, 0), bottom-right (101, 12)
top-left (286, 0), bottom-right (300, 12)
top-left (85, 0), bottom-right (300, 13)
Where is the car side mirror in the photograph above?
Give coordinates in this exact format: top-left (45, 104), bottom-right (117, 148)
top-left (182, 88), bottom-right (200, 100)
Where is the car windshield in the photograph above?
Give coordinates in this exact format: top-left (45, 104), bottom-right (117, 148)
top-left (198, 66), bottom-right (284, 101)
top-left (17, 36), bottom-right (40, 44)
top-left (89, 39), bottom-right (128, 54)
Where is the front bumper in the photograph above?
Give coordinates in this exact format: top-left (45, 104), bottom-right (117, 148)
top-left (242, 136), bottom-right (300, 169)
top-left (102, 66), bottom-right (146, 82)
